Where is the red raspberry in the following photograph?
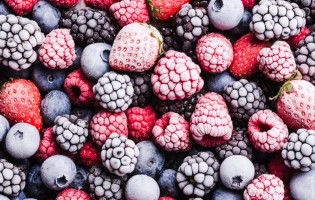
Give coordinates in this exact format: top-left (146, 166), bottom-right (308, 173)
top-left (110, 0), bottom-right (150, 27)
top-left (286, 26), bottom-right (311, 50)
top-left (241, 0), bottom-right (256, 9)
top-left (126, 106), bottom-right (157, 142)
top-left (268, 153), bottom-right (294, 184)
top-left (48, 0), bottom-right (78, 8)
top-left (78, 141), bottom-right (102, 169)
top-left (90, 110), bottom-right (128, 146)
top-left (159, 198), bottom-right (175, 200)
top-left (39, 29), bottom-right (76, 70)
top-left (85, 0), bottom-right (119, 10)
top-left (196, 33), bottom-right (233, 74)
top-left (4, 0), bottom-right (38, 16)
top-left (190, 92), bottom-right (233, 147)
top-left (151, 50), bottom-right (204, 100)
top-left (152, 112), bottom-right (192, 152)
top-left (244, 174), bottom-right (285, 200)
top-left (56, 188), bottom-right (90, 200)
top-left (248, 110), bottom-right (289, 153)
top-left (64, 69), bottom-right (94, 107)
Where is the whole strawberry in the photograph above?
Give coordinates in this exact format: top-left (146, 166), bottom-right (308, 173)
top-left (276, 79), bottom-right (315, 131)
top-left (109, 23), bottom-right (163, 72)
top-left (0, 79), bottom-right (42, 131)
top-left (146, 0), bottom-right (190, 20)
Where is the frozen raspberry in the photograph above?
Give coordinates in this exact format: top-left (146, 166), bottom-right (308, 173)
top-left (152, 112), bottom-right (192, 152)
top-left (48, 0), bottom-right (78, 8)
top-left (126, 106), bottom-right (157, 142)
top-left (286, 26), bottom-right (311, 49)
top-left (248, 110), bottom-right (289, 153)
top-left (190, 92), bottom-right (233, 147)
top-left (268, 153), bottom-right (294, 184)
top-left (90, 110), bottom-right (128, 146)
top-left (196, 33), bottom-right (233, 74)
top-left (110, 0), bottom-right (150, 27)
top-left (39, 29), bottom-right (76, 70)
top-left (4, 0), bottom-right (38, 15)
top-left (78, 141), bottom-right (102, 169)
top-left (241, 0), bottom-right (256, 9)
top-left (151, 50), bottom-right (204, 100)
top-left (284, 184), bottom-right (293, 200)
top-left (85, 0), bottom-right (119, 10)
top-left (56, 188), bottom-right (90, 200)
top-left (64, 69), bottom-right (94, 107)
top-left (243, 174), bottom-right (285, 200)
top-left (257, 41), bottom-right (296, 82)
top-left (159, 198), bottom-right (175, 200)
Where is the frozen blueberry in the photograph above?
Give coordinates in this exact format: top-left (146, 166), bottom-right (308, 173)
top-left (157, 169), bottom-right (180, 198)
top-left (2, 66), bottom-right (31, 79)
top-left (125, 174), bottom-right (160, 200)
top-left (41, 90), bottom-right (71, 126)
top-left (41, 155), bottom-right (77, 190)
top-left (5, 123), bottom-right (40, 159)
top-left (0, 1), bottom-right (11, 15)
top-left (229, 10), bottom-right (252, 36)
top-left (134, 141), bottom-right (165, 178)
top-left (205, 71), bottom-right (236, 94)
top-left (71, 107), bottom-right (95, 124)
top-left (26, 165), bottom-right (52, 199)
top-left (32, 63), bottom-right (66, 93)
top-left (9, 191), bottom-right (26, 200)
top-left (69, 166), bottom-right (88, 191)
top-left (0, 194), bottom-right (9, 200)
top-left (290, 168), bottom-right (315, 200)
top-left (81, 43), bottom-right (111, 82)
top-left (212, 186), bottom-right (243, 200)
top-left (32, 0), bottom-right (61, 34)
top-left (0, 114), bottom-right (10, 143)
top-left (67, 46), bottom-right (83, 73)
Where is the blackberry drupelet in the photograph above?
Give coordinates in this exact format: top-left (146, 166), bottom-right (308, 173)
top-left (129, 71), bottom-right (153, 108)
top-left (254, 162), bottom-right (269, 178)
top-left (291, 0), bottom-right (315, 25)
top-left (160, 27), bottom-right (182, 52)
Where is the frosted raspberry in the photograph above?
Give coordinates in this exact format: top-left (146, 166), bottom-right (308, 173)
top-left (64, 69), bottom-right (94, 107)
top-left (152, 112), bottom-right (192, 152)
top-left (244, 174), bottom-right (285, 200)
top-left (48, 0), bottom-right (78, 8)
top-left (56, 188), bottom-right (90, 200)
top-left (90, 110), bottom-right (128, 146)
top-left (78, 141), bottom-right (102, 169)
top-left (258, 41), bottom-right (296, 82)
top-left (268, 153), bottom-right (294, 183)
top-left (286, 26), bottom-right (311, 49)
top-left (126, 106), bottom-right (157, 142)
top-left (4, 0), bottom-right (38, 16)
top-left (85, 0), bottom-right (119, 10)
top-left (284, 184), bottom-right (293, 200)
top-left (151, 50), bottom-right (204, 100)
top-left (248, 110), bottom-right (289, 153)
top-left (109, 0), bottom-right (150, 27)
top-left (190, 92), bottom-right (233, 147)
top-left (196, 33), bottom-right (233, 74)
top-left (39, 29), bottom-right (76, 70)
top-left (159, 198), bottom-right (175, 200)
top-left (241, 0), bottom-right (256, 9)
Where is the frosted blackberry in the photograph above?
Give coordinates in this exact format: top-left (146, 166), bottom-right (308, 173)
top-left (88, 166), bottom-right (124, 200)
top-left (129, 72), bottom-right (153, 108)
top-left (282, 129), bottom-right (315, 172)
top-left (176, 151), bottom-right (220, 197)
top-left (250, 0), bottom-right (306, 41)
top-left (59, 8), bottom-right (118, 46)
top-left (254, 162), bottom-right (269, 178)
top-left (191, 0), bottom-right (211, 8)
top-left (215, 128), bottom-right (254, 160)
top-left (93, 71), bottom-right (134, 113)
top-left (0, 14), bottom-right (45, 71)
top-left (152, 92), bottom-right (203, 121)
top-left (295, 32), bottom-right (315, 84)
top-left (101, 133), bottom-right (139, 177)
top-left (0, 159), bottom-right (26, 197)
top-left (291, 0), bottom-right (315, 25)
top-left (223, 79), bottom-right (266, 121)
top-left (160, 27), bottom-right (182, 52)
top-left (53, 114), bottom-right (89, 154)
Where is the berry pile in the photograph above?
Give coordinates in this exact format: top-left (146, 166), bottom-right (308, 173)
top-left (0, 0), bottom-right (314, 199)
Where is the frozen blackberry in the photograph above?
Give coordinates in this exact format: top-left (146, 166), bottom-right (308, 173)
top-left (0, 14), bottom-right (45, 71)
top-left (254, 162), bottom-right (269, 178)
top-left (59, 8), bottom-right (118, 46)
top-left (160, 27), bottom-right (182, 52)
top-left (53, 114), bottom-right (89, 154)
top-left (191, 0), bottom-right (211, 8)
top-left (215, 128), bottom-right (254, 160)
top-left (282, 129), bottom-right (315, 172)
top-left (295, 32), bottom-right (315, 84)
top-left (176, 151), bottom-right (220, 197)
top-left (129, 72), bottom-right (153, 108)
top-left (250, 0), bottom-right (306, 41)
top-left (291, 0), bottom-right (315, 25)
top-left (93, 71), bottom-right (134, 113)
top-left (223, 79), bottom-right (266, 121)
top-left (0, 159), bottom-right (26, 197)
top-left (152, 92), bottom-right (203, 121)
top-left (88, 166), bottom-right (124, 200)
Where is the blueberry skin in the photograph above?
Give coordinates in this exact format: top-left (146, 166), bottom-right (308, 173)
top-left (69, 166), bottom-right (88, 192)
top-left (0, 1), bottom-right (11, 15)
top-left (212, 186), bottom-right (243, 200)
top-left (26, 165), bottom-right (51, 199)
top-left (0, 194), bottom-right (9, 200)
top-left (9, 192), bottom-right (26, 200)
top-left (71, 107), bottom-right (95, 124)
top-left (67, 46), bottom-right (83, 73)
top-left (41, 90), bottom-right (71, 126)
top-left (0, 114), bottom-right (10, 143)
top-left (229, 10), bottom-right (252, 36)
top-left (32, 1), bottom-right (61, 34)
top-left (205, 71), bottom-right (236, 94)
top-left (290, 168), bottom-right (315, 200)
top-left (157, 169), bottom-right (180, 198)
top-left (32, 63), bottom-right (65, 93)
top-left (134, 141), bottom-right (165, 178)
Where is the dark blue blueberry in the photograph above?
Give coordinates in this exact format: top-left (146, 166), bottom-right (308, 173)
top-left (9, 192), bottom-right (26, 200)
top-left (71, 107), bottom-right (95, 124)
top-left (2, 66), bottom-right (31, 79)
top-left (212, 186), bottom-right (243, 200)
top-left (26, 165), bottom-right (52, 199)
top-left (205, 71), bottom-right (236, 94)
top-left (69, 166), bottom-right (88, 191)
top-left (41, 90), bottom-right (71, 126)
top-left (67, 46), bottom-right (83, 73)
top-left (229, 10), bottom-right (252, 36)
top-left (32, 62), bottom-right (65, 93)
top-left (32, 1), bottom-right (61, 34)
top-left (0, 1), bottom-right (11, 15)
top-left (157, 169), bottom-right (180, 198)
